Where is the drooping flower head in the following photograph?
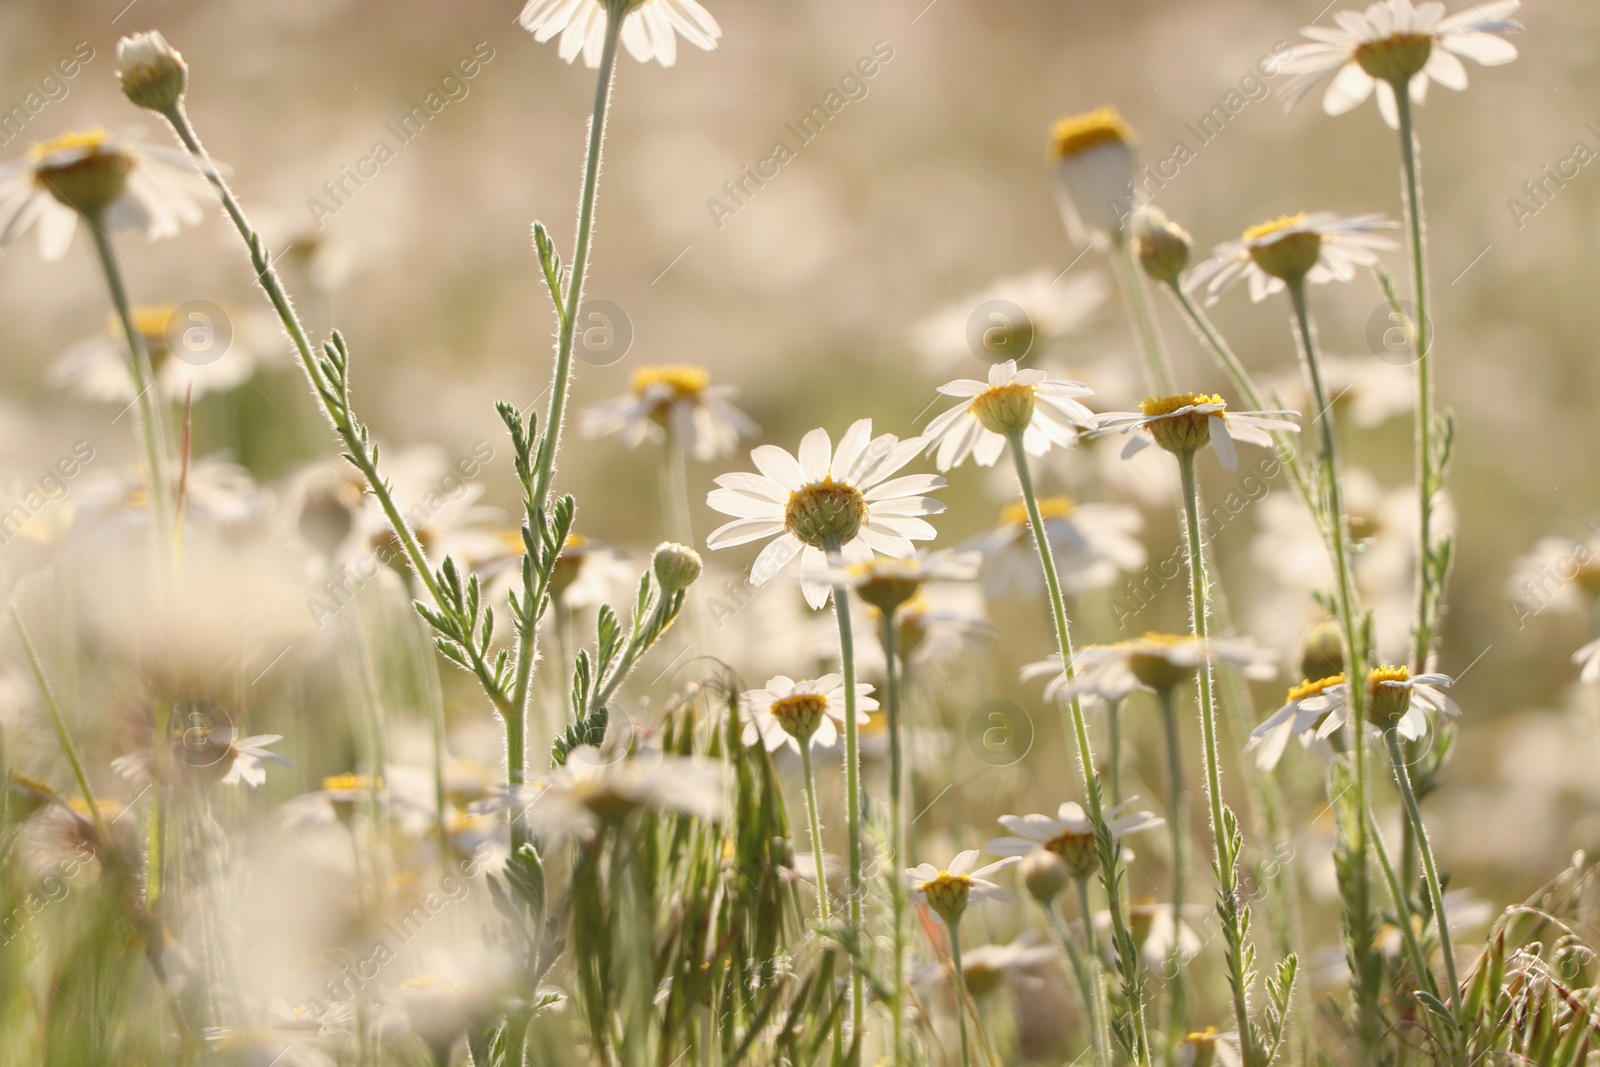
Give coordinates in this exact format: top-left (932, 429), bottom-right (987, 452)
top-left (583, 364), bottom-right (757, 462)
top-left (1281, 0), bottom-right (1522, 129)
top-left (519, 0), bottom-right (721, 68)
top-left (1186, 212), bottom-right (1398, 304)
top-left (1092, 393), bottom-right (1300, 472)
top-left (1290, 665), bottom-right (1459, 747)
top-left (924, 359), bottom-right (1095, 470)
top-left (0, 128), bottom-right (209, 259)
top-left (1048, 107), bottom-right (1137, 248)
top-left (741, 674), bottom-right (876, 753)
top-left (1024, 633), bottom-right (1279, 704)
top-left (986, 799), bottom-right (1163, 880)
top-left (706, 419), bottom-right (944, 609)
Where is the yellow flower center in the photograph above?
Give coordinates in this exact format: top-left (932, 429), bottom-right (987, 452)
top-left (323, 773), bottom-right (381, 793)
top-left (971, 382), bottom-right (1037, 436)
top-left (1365, 665), bottom-right (1414, 728)
top-left (632, 365), bottom-right (709, 401)
top-left (1046, 829), bottom-right (1100, 879)
top-left (30, 128), bottom-right (113, 160)
top-left (551, 533), bottom-right (591, 596)
top-left (785, 477), bottom-right (867, 550)
top-left (1286, 673), bottom-right (1346, 704)
top-left (1139, 394), bottom-right (1222, 455)
top-left (1243, 214), bottom-right (1323, 281)
top-left (1354, 33), bottom-right (1434, 83)
top-left (1183, 1028), bottom-right (1222, 1067)
top-left (1128, 897), bottom-right (1161, 943)
top-left (1002, 497), bottom-right (1075, 527)
top-left (1049, 107), bottom-right (1136, 162)
top-left (1118, 632), bottom-right (1199, 692)
top-left (921, 870), bottom-right (974, 922)
top-left (30, 128), bottom-right (132, 215)
top-left (769, 692), bottom-right (828, 741)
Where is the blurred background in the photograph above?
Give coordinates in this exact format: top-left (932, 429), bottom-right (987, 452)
top-left (2, 0), bottom-right (1598, 955)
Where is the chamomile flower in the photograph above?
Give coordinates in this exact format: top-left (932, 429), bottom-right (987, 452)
top-left (1023, 634), bottom-right (1278, 703)
top-left (1247, 674), bottom-right (1349, 770)
top-left (969, 496), bottom-right (1145, 598)
top-left (0, 128), bottom-right (209, 260)
top-left (1048, 107), bottom-right (1138, 247)
top-left (1092, 393), bottom-right (1300, 473)
top-left (1308, 665), bottom-right (1459, 743)
top-left (834, 549), bottom-right (981, 615)
top-left (741, 674), bottom-right (876, 754)
top-left (518, 0), bottom-right (721, 68)
top-left (913, 933), bottom-right (1056, 999)
top-left (1185, 212), bottom-right (1398, 304)
top-left (986, 799), bottom-right (1163, 879)
top-left (1507, 534), bottom-right (1600, 620)
top-left (112, 728), bottom-right (292, 788)
top-left (706, 419), bottom-right (944, 610)
top-left (1176, 1027), bottom-right (1243, 1067)
top-left (911, 267), bottom-right (1109, 370)
top-left (582, 364), bottom-right (757, 462)
top-left (51, 305), bottom-right (278, 404)
top-left (482, 746), bottom-right (727, 840)
top-left (1282, 0), bottom-right (1522, 129)
top-left (924, 360), bottom-right (1095, 470)
top-left (906, 849), bottom-right (1017, 924)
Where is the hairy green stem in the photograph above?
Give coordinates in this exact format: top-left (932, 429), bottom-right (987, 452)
top-left (1157, 686), bottom-right (1189, 1059)
top-left (1114, 235), bottom-right (1175, 395)
top-left (949, 925), bottom-right (973, 1067)
top-left (828, 574), bottom-right (866, 1058)
top-left (1107, 698), bottom-right (1124, 809)
top-left (1047, 903), bottom-right (1109, 1067)
top-left (880, 615), bottom-right (908, 1067)
top-left (798, 742), bottom-right (831, 924)
top-left (13, 609), bottom-right (111, 846)
top-left (1386, 732), bottom-right (1460, 1008)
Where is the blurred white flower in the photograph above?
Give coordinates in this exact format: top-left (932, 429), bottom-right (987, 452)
top-left (583, 364), bottom-right (757, 463)
top-left (1048, 107), bottom-right (1137, 248)
top-left (482, 746), bottom-right (727, 839)
top-left (1092, 393), bottom-right (1299, 473)
top-left (519, 0), bottom-right (721, 68)
top-left (906, 849), bottom-right (1017, 923)
top-left (1023, 633), bottom-right (1278, 703)
top-left (1247, 674), bottom-right (1348, 771)
top-left (912, 267), bottom-right (1108, 369)
top-left (1303, 665), bottom-right (1458, 744)
top-left (1282, 0), bottom-right (1522, 129)
top-left (986, 799), bottom-right (1163, 879)
top-left (50, 306), bottom-right (282, 404)
top-left (741, 673), bottom-right (875, 753)
top-left (0, 128), bottom-right (209, 260)
top-left (1185, 212), bottom-right (1397, 305)
top-left (969, 495), bottom-right (1144, 598)
top-left (912, 932), bottom-right (1056, 999)
top-left (706, 420), bottom-right (944, 609)
top-left (924, 360), bottom-right (1095, 470)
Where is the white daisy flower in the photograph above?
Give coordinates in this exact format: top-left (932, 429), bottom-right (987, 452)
top-left (1185, 212), bottom-right (1398, 305)
top-left (112, 728), bottom-right (292, 788)
top-left (911, 267), bottom-right (1109, 370)
top-left (1303, 665), bottom-right (1459, 745)
top-left (518, 0), bottom-right (721, 68)
top-left (50, 305), bottom-right (281, 404)
top-left (969, 495), bottom-right (1145, 599)
top-left (1096, 899), bottom-right (1206, 969)
top-left (912, 932), bottom-right (1056, 999)
top-left (1282, 0), bottom-right (1522, 129)
top-left (0, 128), bottom-right (209, 261)
top-left (906, 849), bottom-right (1018, 924)
top-left (1507, 534), bottom-right (1600, 621)
top-left (1265, 354), bottom-right (1416, 429)
top-left (1246, 674), bottom-right (1349, 771)
top-left (1023, 633), bottom-right (1279, 704)
top-left (1048, 107), bottom-right (1138, 248)
top-left (986, 798), bottom-right (1163, 879)
top-left (740, 674), bottom-right (876, 754)
top-left (1092, 393), bottom-right (1300, 473)
top-left (1177, 1027), bottom-right (1243, 1067)
top-left (705, 419), bottom-right (945, 610)
top-left (480, 745), bottom-right (727, 840)
top-left (924, 359), bottom-right (1095, 470)
top-left (1373, 887), bottom-right (1493, 959)
top-left (582, 364), bottom-right (757, 463)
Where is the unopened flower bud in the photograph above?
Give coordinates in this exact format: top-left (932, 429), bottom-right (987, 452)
top-left (1021, 849), bottom-right (1070, 905)
top-left (652, 542), bottom-right (702, 592)
top-left (118, 31), bottom-right (187, 113)
top-left (1132, 208), bottom-right (1192, 285)
top-left (1299, 619), bottom-right (1345, 681)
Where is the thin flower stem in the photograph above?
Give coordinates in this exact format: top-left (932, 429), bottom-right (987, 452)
top-left (1394, 82), bottom-right (1439, 674)
top-left (949, 925), bottom-right (974, 1067)
top-left (1007, 431), bottom-right (1152, 1066)
top-left (1115, 235), bottom-right (1175, 396)
top-left (880, 615), bottom-right (908, 1067)
top-left (532, 11), bottom-right (625, 508)
top-left (797, 742), bottom-right (831, 923)
top-left (13, 608), bottom-right (112, 847)
top-left (1157, 686), bottom-right (1189, 1055)
top-left (828, 574), bottom-right (866, 1056)
top-left (87, 220), bottom-right (174, 563)
top-left (1046, 903), bottom-right (1109, 1067)
top-left (1175, 450), bottom-right (1252, 1054)
top-left (1386, 731), bottom-right (1461, 1007)
top-left (1367, 802), bottom-right (1439, 1003)
top-left (1076, 876), bottom-right (1101, 964)
top-left (663, 434), bottom-right (711, 658)
top-left (1285, 277), bottom-right (1379, 1049)
top-left (1107, 698), bottom-right (1124, 809)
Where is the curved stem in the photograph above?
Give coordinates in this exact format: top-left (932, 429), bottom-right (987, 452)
top-left (880, 615), bottom-right (908, 1067)
top-left (828, 574), bottom-right (865, 1057)
top-left (13, 609), bottom-right (112, 847)
top-left (1008, 432), bottom-right (1151, 1066)
top-left (1157, 686), bottom-right (1189, 1057)
top-left (949, 925), bottom-right (973, 1067)
top-left (1175, 450), bottom-right (1251, 1052)
top-left (1386, 731), bottom-right (1460, 1008)
top-left (88, 221), bottom-right (174, 564)
top-left (798, 742), bottom-right (831, 923)
top-left (533, 11), bottom-right (625, 507)
top-left (1394, 82), bottom-right (1439, 674)
top-left (1115, 234), bottom-right (1175, 395)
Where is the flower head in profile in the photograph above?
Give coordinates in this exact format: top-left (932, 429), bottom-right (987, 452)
top-left (906, 849), bottom-right (1017, 924)
top-left (1247, 674), bottom-right (1348, 770)
top-left (986, 799), bottom-right (1163, 880)
top-left (583, 364), bottom-right (757, 462)
top-left (971, 496), bottom-right (1145, 599)
top-left (924, 360), bottom-right (1095, 470)
top-left (1177, 1027), bottom-right (1243, 1067)
top-left (1282, 0), bottom-right (1522, 129)
top-left (1024, 633), bottom-right (1279, 704)
top-left (1092, 393), bottom-right (1300, 472)
top-left (519, 0), bottom-right (721, 68)
top-left (480, 746), bottom-right (727, 840)
top-left (911, 267), bottom-right (1109, 369)
top-left (706, 419), bottom-right (944, 609)
top-left (741, 674), bottom-right (876, 753)
top-left (837, 548), bottom-right (981, 615)
top-left (1292, 665), bottom-right (1459, 746)
top-left (1048, 107), bottom-right (1138, 248)
top-left (1186, 212), bottom-right (1398, 304)
top-left (0, 128), bottom-right (209, 260)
